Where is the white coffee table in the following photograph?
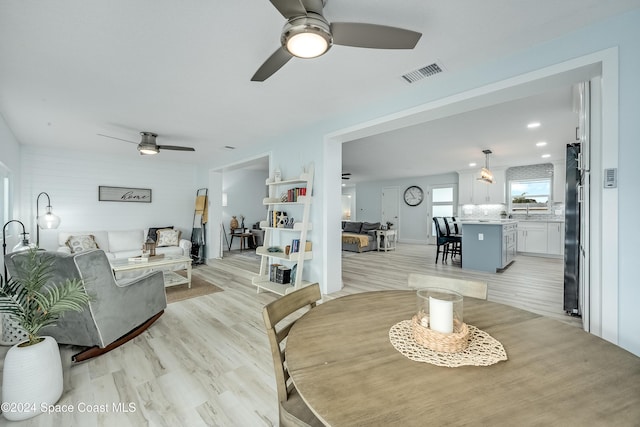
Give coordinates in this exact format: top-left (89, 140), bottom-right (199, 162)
top-left (110, 255), bottom-right (192, 288)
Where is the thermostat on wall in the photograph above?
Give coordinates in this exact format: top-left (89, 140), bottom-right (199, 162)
top-left (604, 168), bottom-right (617, 188)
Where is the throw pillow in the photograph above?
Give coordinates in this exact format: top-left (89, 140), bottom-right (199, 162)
top-left (362, 222), bottom-right (381, 232)
top-left (66, 235), bottom-right (99, 254)
top-left (156, 229), bottom-right (181, 247)
top-left (343, 222), bottom-right (362, 233)
top-left (147, 226), bottom-right (173, 242)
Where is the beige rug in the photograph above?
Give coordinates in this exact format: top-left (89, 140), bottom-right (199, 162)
top-left (165, 272), bottom-right (223, 303)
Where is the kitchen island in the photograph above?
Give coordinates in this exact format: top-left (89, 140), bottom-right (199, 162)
top-left (461, 220), bottom-right (517, 272)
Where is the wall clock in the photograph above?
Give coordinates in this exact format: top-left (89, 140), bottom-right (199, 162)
top-left (403, 186), bottom-right (424, 206)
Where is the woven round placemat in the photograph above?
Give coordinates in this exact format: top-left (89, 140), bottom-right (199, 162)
top-left (389, 320), bottom-right (508, 367)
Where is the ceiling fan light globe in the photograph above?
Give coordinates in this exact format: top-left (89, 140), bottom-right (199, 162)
top-left (282, 15), bottom-right (332, 59)
top-left (286, 32), bottom-right (329, 58)
top-left (138, 145), bottom-right (159, 155)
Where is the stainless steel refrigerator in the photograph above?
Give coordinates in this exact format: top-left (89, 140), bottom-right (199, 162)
top-left (564, 143), bottom-right (581, 315)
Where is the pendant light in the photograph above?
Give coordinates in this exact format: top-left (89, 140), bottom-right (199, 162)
top-left (477, 149), bottom-right (494, 184)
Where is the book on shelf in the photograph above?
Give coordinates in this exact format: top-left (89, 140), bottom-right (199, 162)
top-left (290, 239), bottom-right (312, 253)
top-left (286, 187), bottom-right (307, 202)
top-left (268, 210), bottom-right (288, 228)
top-left (269, 263), bottom-right (282, 282)
top-left (275, 265), bottom-right (291, 284)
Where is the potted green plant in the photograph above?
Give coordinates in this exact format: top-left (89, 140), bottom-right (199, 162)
top-left (0, 248), bottom-right (91, 421)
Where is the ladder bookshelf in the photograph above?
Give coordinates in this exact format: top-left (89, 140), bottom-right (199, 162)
top-left (252, 164), bottom-right (314, 295)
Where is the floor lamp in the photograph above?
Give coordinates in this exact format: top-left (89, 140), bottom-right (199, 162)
top-left (36, 191), bottom-right (61, 247)
top-left (2, 220), bottom-right (35, 284)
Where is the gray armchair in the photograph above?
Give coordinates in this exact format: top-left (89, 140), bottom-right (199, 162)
top-left (4, 249), bottom-right (166, 361)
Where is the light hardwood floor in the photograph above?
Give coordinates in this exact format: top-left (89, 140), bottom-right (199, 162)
top-left (0, 244), bottom-right (579, 426)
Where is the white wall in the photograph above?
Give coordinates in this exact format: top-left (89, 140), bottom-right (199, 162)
top-left (355, 173), bottom-right (459, 244)
top-left (205, 10), bottom-right (640, 355)
top-left (0, 115), bottom-right (23, 280)
top-left (19, 146), bottom-right (206, 251)
top-left (0, 114), bottom-right (22, 222)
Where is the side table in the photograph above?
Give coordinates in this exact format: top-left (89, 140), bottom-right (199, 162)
top-left (376, 229), bottom-right (397, 252)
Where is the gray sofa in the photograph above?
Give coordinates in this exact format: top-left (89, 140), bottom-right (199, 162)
top-left (4, 249), bottom-right (166, 361)
top-left (341, 221), bottom-right (380, 252)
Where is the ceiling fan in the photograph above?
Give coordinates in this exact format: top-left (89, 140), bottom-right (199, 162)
top-left (251, 0), bottom-right (422, 81)
top-left (97, 132), bottom-right (195, 155)
top-left (342, 172), bottom-right (351, 180)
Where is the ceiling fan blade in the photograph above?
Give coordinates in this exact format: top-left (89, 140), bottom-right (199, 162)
top-left (251, 46), bottom-right (293, 81)
top-left (331, 22), bottom-right (422, 49)
top-left (269, 0), bottom-right (307, 19)
top-left (97, 133), bottom-right (137, 144)
top-left (157, 145), bottom-right (195, 152)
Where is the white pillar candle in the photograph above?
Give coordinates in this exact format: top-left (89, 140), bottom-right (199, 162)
top-left (429, 296), bottom-right (453, 333)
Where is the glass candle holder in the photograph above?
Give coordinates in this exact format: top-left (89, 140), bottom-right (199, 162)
top-left (416, 288), bottom-right (464, 334)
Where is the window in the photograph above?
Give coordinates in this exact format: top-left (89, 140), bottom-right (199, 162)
top-left (509, 178), bottom-right (550, 213)
top-left (429, 185), bottom-right (456, 241)
top-left (0, 163), bottom-right (11, 228)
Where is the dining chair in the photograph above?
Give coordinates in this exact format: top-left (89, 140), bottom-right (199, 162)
top-left (408, 273), bottom-right (488, 300)
top-left (444, 217), bottom-right (462, 260)
top-left (262, 283), bottom-right (324, 427)
top-left (432, 217), bottom-right (451, 264)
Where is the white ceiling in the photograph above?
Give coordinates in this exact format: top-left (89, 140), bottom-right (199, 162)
top-left (342, 85), bottom-right (579, 183)
top-left (2, 1), bottom-right (640, 179)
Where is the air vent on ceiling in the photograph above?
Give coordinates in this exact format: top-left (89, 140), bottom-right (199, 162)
top-left (401, 62), bottom-right (444, 84)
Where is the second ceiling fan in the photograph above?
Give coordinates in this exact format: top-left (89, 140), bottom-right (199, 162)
top-left (252, 0), bottom-right (422, 81)
top-left (98, 132), bottom-right (195, 155)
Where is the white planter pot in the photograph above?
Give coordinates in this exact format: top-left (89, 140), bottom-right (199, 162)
top-left (1, 336), bottom-right (64, 421)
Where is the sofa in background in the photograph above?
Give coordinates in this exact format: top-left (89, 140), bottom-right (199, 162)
top-left (341, 221), bottom-right (381, 252)
top-left (57, 228), bottom-right (191, 260)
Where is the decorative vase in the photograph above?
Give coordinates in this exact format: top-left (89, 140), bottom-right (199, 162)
top-left (2, 336), bottom-right (64, 421)
top-left (230, 216), bottom-right (239, 230)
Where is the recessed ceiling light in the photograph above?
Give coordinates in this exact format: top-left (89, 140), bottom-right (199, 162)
top-left (536, 141), bottom-right (547, 147)
top-left (468, 162), bottom-right (477, 167)
top-left (527, 122), bottom-right (541, 129)
top-left (541, 154), bottom-right (551, 158)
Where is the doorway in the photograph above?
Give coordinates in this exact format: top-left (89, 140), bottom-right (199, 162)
top-left (381, 187), bottom-right (399, 231)
top-left (332, 52), bottom-right (616, 339)
top-left (427, 184), bottom-right (457, 245)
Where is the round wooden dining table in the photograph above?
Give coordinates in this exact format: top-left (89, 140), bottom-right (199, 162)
top-left (286, 290), bottom-right (640, 426)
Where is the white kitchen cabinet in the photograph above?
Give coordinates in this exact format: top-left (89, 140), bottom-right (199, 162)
top-left (457, 172), bottom-right (475, 205)
top-left (458, 168), bottom-right (505, 204)
top-left (547, 222), bottom-right (565, 256)
top-left (517, 221), bottom-right (548, 254)
top-left (487, 168), bottom-right (506, 204)
top-left (501, 222), bottom-right (517, 267)
top-left (553, 161), bottom-right (566, 203)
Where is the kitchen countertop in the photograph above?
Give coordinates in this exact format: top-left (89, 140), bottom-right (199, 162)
top-left (516, 218), bottom-right (565, 222)
top-left (461, 218), bottom-right (564, 223)
top-left (460, 219), bottom-right (518, 225)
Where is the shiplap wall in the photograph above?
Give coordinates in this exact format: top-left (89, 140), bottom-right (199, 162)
top-left (20, 146), bottom-right (205, 251)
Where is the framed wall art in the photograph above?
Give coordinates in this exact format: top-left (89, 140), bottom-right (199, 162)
top-left (99, 186), bottom-right (152, 203)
